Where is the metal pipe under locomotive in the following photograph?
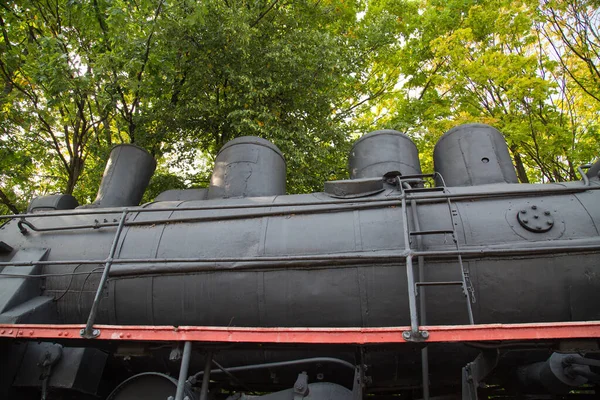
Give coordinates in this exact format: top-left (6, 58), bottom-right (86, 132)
top-left (1, 123), bottom-right (600, 399)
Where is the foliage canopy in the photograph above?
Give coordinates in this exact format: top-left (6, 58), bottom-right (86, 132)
top-left (0, 0), bottom-right (598, 213)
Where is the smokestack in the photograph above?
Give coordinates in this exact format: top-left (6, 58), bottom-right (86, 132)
top-left (90, 144), bottom-right (156, 208)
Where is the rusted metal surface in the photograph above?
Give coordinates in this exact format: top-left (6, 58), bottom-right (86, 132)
top-left (1, 321), bottom-right (599, 343)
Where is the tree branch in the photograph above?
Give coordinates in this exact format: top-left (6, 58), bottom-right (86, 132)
top-left (250, 0), bottom-right (280, 28)
top-left (0, 187), bottom-right (20, 214)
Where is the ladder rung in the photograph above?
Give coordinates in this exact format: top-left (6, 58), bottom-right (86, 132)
top-left (404, 187), bottom-right (445, 193)
top-left (409, 229), bottom-right (454, 236)
top-left (416, 281), bottom-right (464, 287)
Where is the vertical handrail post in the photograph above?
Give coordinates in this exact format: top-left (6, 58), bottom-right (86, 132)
top-left (80, 209), bottom-right (129, 338)
top-left (405, 254), bottom-right (419, 334)
top-left (399, 178), bottom-right (420, 337)
top-left (174, 341), bottom-right (193, 400)
top-left (410, 197), bottom-right (430, 400)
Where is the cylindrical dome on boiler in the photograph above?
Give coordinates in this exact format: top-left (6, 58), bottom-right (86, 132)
top-left (208, 136), bottom-right (286, 199)
top-left (349, 130), bottom-right (422, 179)
top-left (433, 124), bottom-right (518, 187)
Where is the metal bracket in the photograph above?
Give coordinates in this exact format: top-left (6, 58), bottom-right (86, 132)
top-left (462, 365), bottom-right (477, 400)
top-left (79, 328), bottom-right (100, 339)
top-left (293, 372), bottom-right (309, 400)
top-left (402, 330), bottom-right (429, 342)
top-left (352, 364), bottom-right (369, 400)
top-left (461, 350), bottom-right (499, 400)
top-left (38, 344), bottom-right (62, 400)
top-left (169, 344), bottom-right (183, 361)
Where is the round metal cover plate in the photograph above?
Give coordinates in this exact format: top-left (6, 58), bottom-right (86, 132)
top-left (517, 205), bottom-right (554, 233)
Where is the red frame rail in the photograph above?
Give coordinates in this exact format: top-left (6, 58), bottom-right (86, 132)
top-left (1, 321), bottom-right (600, 344)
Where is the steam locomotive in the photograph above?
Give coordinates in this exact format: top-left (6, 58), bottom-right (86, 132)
top-left (1, 123), bottom-right (599, 399)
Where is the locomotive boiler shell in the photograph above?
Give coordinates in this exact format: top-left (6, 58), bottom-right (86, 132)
top-left (3, 179), bottom-right (599, 329)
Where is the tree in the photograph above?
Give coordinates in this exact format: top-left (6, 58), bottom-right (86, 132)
top-left (1, 0), bottom-right (599, 212)
top-left (148, 0), bottom-right (370, 192)
top-left (0, 1), bottom-right (113, 203)
top-left (541, 0), bottom-right (600, 106)
top-left (357, 0), bottom-right (600, 183)
top-left (1, 0), bottom-right (376, 203)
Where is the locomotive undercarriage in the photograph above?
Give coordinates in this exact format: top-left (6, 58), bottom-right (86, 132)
top-left (2, 339), bottom-right (600, 399)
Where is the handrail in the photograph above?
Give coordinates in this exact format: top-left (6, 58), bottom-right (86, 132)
top-left (80, 210), bottom-right (129, 339)
top-left (2, 184), bottom-right (600, 222)
top-left (1, 240), bottom-right (600, 271)
top-left (11, 184), bottom-right (600, 235)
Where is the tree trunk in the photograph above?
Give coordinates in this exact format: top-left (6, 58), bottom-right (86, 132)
top-left (64, 156), bottom-right (85, 195)
top-left (511, 145), bottom-right (530, 183)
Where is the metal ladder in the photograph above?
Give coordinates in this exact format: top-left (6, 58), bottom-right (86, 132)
top-left (398, 173), bottom-right (475, 341)
top-left (398, 173), bottom-right (475, 400)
